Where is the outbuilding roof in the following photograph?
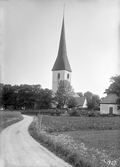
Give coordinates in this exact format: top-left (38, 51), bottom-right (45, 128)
top-left (100, 94), bottom-right (119, 104)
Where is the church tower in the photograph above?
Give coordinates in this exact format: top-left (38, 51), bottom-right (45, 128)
top-left (52, 14), bottom-right (72, 93)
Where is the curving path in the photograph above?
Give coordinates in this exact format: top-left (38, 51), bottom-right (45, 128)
top-left (0, 115), bottom-right (72, 167)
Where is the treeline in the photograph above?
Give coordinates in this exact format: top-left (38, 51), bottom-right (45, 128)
top-left (0, 83), bottom-right (53, 110)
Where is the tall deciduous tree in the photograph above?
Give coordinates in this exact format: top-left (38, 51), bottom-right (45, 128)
top-left (105, 75), bottom-right (120, 96)
top-left (1, 84), bottom-right (42, 110)
top-left (84, 91), bottom-right (93, 100)
top-left (0, 83), bottom-right (4, 108)
top-left (104, 75), bottom-right (120, 109)
top-left (2, 84), bottom-right (14, 110)
top-left (36, 88), bottom-right (53, 109)
top-left (87, 94), bottom-right (100, 110)
top-left (17, 84), bottom-right (41, 110)
top-left (67, 96), bottom-right (78, 108)
top-left (55, 80), bottom-right (75, 108)
top-left (84, 91), bottom-right (100, 110)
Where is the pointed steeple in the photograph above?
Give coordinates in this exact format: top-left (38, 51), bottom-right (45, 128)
top-left (52, 16), bottom-right (72, 72)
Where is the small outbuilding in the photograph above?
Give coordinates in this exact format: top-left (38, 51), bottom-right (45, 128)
top-left (100, 94), bottom-right (120, 115)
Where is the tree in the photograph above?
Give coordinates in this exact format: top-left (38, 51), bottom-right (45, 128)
top-left (67, 96), bottom-right (78, 108)
top-left (87, 94), bottom-right (100, 110)
top-left (2, 84), bottom-right (15, 110)
top-left (0, 83), bottom-right (4, 108)
top-left (105, 75), bottom-right (120, 96)
top-left (36, 88), bottom-right (53, 109)
top-left (104, 75), bottom-right (120, 109)
top-left (84, 91), bottom-right (100, 110)
top-left (17, 84), bottom-right (41, 110)
top-left (1, 84), bottom-right (54, 110)
top-left (55, 80), bottom-right (75, 108)
top-left (84, 91), bottom-right (93, 100)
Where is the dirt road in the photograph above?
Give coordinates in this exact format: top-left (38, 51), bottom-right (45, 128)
top-left (0, 115), bottom-right (72, 167)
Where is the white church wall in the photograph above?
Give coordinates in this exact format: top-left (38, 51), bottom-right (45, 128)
top-left (52, 70), bottom-right (71, 93)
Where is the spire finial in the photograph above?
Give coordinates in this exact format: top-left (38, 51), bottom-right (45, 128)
top-left (63, 3), bottom-right (65, 17)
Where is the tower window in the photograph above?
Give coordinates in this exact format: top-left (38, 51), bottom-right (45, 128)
top-left (67, 74), bottom-right (69, 79)
top-left (58, 73), bottom-right (60, 79)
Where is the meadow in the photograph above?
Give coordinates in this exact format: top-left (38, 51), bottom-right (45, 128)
top-left (0, 111), bottom-right (23, 133)
top-left (29, 115), bottom-right (120, 167)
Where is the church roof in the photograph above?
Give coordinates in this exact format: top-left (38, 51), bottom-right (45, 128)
top-left (100, 94), bottom-right (119, 104)
top-left (52, 17), bottom-right (72, 72)
top-left (74, 97), bottom-right (86, 106)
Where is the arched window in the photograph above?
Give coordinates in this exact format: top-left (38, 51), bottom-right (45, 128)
top-left (67, 74), bottom-right (69, 79)
top-left (58, 73), bottom-right (60, 79)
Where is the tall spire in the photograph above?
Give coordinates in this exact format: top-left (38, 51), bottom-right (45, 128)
top-left (52, 7), bottom-right (72, 72)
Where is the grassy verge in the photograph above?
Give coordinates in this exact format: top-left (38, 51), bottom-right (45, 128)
top-left (0, 111), bottom-right (23, 133)
top-left (29, 118), bottom-right (92, 167)
top-left (29, 115), bottom-right (120, 167)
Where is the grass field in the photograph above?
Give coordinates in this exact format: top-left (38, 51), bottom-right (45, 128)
top-left (41, 115), bottom-right (120, 132)
top-left (0, 111), bottom-right (23, 133)
top-left (64, 130), bottom-right (120, 165)
top-left (29, 115), bottom-right (120, 167)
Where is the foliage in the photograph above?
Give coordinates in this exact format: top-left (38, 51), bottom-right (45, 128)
top-left (105, 75), bottom-right (120, 96)
top-left (84, 91), bottom-right (100, 110)
top-left (67, 96), bottom-right (78, 108)
top-left (36, 88), bottom-right (53, 109)
top-left (50, 108), bottom-right (62, 116)
top-left (105, 75), bottom-right (120, 109)
top-left (17, 84), bottom-right (41, 110)
top-left (68, 109), bottom-right (80, 116)
top-left (1, 84), bottom-right (53, 110)
top-left (0, 83), bottom-right (4, 107)
top-left (84, 91), bottom-right (93, 100)
top-left (29, 120), bottom-right (92, 167)
top-left (87, 95), bottom-right (100, 110)
top-left (2, 84), bottom-right (15, 110)
top-left (29, 117), bottom-right (120, 167)
top-left (55, 80), bottom-right (75, 108)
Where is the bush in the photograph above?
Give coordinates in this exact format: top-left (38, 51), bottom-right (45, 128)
top-left (21, 109), bottom-right (56, 116)
top-left (21, 109), bottom-right (68, 116)
top-left (52, 109), bottom-right (61, 116)
top-left (76, 109), bottom-right (100, 117)
top-left (100, 113), bottom-right (120, 117)
top-left (68, 109), bottom-right (80, 116)
top-left (87, 110), bottom-right (100, 117)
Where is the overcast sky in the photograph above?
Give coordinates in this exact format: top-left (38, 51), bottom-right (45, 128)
top-left (0, 0), bottom-right (120, 97)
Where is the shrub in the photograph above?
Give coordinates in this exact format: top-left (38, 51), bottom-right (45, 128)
top-left (76, 109), bottom-right (101, 117)
top-left (21, 109), bottom-right (56, 116)
top-left (68, 109), bottom-right (80, 117)
top-left (50, 109), bottom-right (66, 116)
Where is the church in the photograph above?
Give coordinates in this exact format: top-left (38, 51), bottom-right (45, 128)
top-left (51, 15), bottom-right (72, 93)
top-left (51, 13), bottom-right (87, 108)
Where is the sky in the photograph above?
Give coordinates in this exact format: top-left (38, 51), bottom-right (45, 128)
top-left (0, 0), bottom-right (120, 98)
